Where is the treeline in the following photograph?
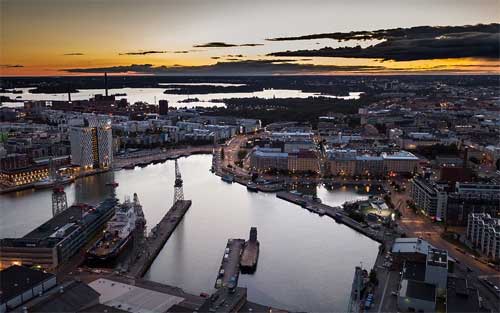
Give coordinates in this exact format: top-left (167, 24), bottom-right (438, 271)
top-left (203, 95), bottom-right (371, 126)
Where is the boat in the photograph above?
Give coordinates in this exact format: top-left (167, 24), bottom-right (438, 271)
top-left (106, 182), bottom-right (119, 188)
top-left (86, 194), bottom-right (146, 267)
top-left (221, 174), bottom-right (234, 183)
top-left (33, 175), bottom-right (73, 190)
top-left (246, 182), bottom-right (258, 192)
top-left (240, 227), bottom-right (259, 274)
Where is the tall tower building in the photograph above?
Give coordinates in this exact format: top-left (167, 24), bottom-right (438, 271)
top-left (159, 100), bottom-right (169, 115)
top-left (70, 117), bottom-right (113, 169)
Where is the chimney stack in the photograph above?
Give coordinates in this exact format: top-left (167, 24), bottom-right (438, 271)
top-left (104, 72), bottom-right (108, 97)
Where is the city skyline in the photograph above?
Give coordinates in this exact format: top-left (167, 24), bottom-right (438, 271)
top-left (1, 0), bottom-right (499, 76)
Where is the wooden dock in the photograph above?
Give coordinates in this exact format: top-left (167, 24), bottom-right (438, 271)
top-left (128, 200), bottom-right (192, 277)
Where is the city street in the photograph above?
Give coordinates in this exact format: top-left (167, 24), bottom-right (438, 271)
top-left (392, 184), bottom-right (498, 277)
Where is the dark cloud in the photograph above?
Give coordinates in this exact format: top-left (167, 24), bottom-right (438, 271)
top-left (268, 23), bottom-right (500, 61)
top-left (193, 42), bottom-right (263, 48)
top-left (240, 43), bottom-right (264, 47)
top-left (1, 64), bottom-right (24, 68)
top-left (211, 56), bottom-right (221, 59)
top-left (119, 50), bottom-right (168, 55)
top-left (63, 52), bottom-right (84, 56)
top-left (64, 60), bottom-right (386, 75)
top-left (173, 50), bottom-right (190, 54)
top-left (267, 23), bottom-right (499, 42)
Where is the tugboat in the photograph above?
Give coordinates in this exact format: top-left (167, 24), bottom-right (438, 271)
top-left (240, 227), bottom-right (260, 274)
top-left (86, 194), bottom-right (146, 267)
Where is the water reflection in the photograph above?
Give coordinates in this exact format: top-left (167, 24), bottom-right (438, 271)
top-left (0, 155), bottom-right (378, 312)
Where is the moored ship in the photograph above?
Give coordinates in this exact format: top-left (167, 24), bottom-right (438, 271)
top-left (86, 193), bottom-right (145, 267)
top-left (240, 227), bottom-right (260, 273)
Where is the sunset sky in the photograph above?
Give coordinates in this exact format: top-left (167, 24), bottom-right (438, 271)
top-left (1, 0), bottom-right (499, 76)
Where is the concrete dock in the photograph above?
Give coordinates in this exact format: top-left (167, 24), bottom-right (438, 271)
top-left (215, 239), bottom-right (245, 289)
top-left (277, 191), bottom-right (385, 242)
top-left (128, 200), bottom-right (192, 277)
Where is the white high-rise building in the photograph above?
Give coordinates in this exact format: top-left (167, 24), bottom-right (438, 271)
top-left (70, 117), bottom-right (112, 169)
top-left (467, 213), bottom-right (500, 260)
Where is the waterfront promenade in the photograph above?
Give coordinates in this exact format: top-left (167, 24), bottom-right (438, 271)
top-left (276, 191), bottom-right (389, 243)
top-left (114, 146), bottom-right (212, 169)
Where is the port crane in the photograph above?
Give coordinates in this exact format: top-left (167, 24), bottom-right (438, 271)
top-left (50, 158), bottom-right (68, 216)
top-left (173, 159), bottom-right (184, 204)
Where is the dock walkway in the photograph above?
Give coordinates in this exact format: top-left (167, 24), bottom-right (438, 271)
top-left (277, 191), bottom-right (385, 242)
top-left (215, 239), bottom-right (245, 289)
top-left (128, 200), bottom-right (192, 277)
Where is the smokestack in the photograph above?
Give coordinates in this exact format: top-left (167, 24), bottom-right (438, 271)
top-left (104, 72), bottom-right (108, 97)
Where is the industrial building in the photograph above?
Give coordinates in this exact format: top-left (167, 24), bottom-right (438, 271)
top-left (0, 198), bottom-right (117, 270)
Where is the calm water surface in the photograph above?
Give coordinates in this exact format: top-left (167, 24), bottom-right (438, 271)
top-left (0, 155), bottom-right (377, 312)
top-left (0, 87), bottom-right (362, 109)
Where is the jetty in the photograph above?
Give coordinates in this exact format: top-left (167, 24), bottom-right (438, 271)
top-left (240, 227), bottom-right (259, 273)
top-left (128, 200), bottom-right (191, 277)
top-left (215, 239), bottom-right (245, 289)
top-left (276, 191), bottom-right (385, 242)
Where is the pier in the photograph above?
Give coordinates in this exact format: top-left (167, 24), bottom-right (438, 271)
top-left (215, 239), bottom-right (245, 289)
top-left (276, 191), bottom-right (385, 242)
top-left (128, 200), bottom-right (191, 277)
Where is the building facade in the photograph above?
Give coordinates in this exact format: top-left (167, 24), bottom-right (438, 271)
top-left (410, 178), bottom-right (448, 220)
top-left (70, 118), bottom-right (112, 169)
top-left (466, 213), bottom-right (500, 260)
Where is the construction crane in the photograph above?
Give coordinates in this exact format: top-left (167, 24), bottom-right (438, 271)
top-left (51, 158), bottom-right (68, 216)
top-left (173, 159), bottom-right (184, 204)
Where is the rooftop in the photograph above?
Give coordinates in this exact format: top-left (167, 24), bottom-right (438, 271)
top-left (392, 237), bottom-right (432, 255)
top-left (0, 265), bottom-right (54, 303)
top-left (446, 276), bottom-right (481, 313)
top-left (427, 247), bottom-right (448, 268)
top-left (12, 280), bottom-right (100, 313)
top-left (400, 279), bottom-right (436, 303)
top-left (88, 278), bottom-right (185, 313)
top-left (402, 261), bottom-right (426, 282)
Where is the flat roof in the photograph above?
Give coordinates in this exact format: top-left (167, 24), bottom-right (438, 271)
top-left (14, 280), bottom-right (100, 313)
top-left (23, 206), bottom-right (85, 240)
top-left (0, 265), bottom-right (54, 303)
top-left (89, 278), bottom-right (184, 313)
top-left (400, 279), bottom-right (436, 302)
top-left (427, 248), bottom-right (448, 268)
top-left (447, 276), bottom-right (480, 313)
top-left (392, 238), bottom-right (431, 255)
top-left (402, 261), bottom-right (426, 282)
